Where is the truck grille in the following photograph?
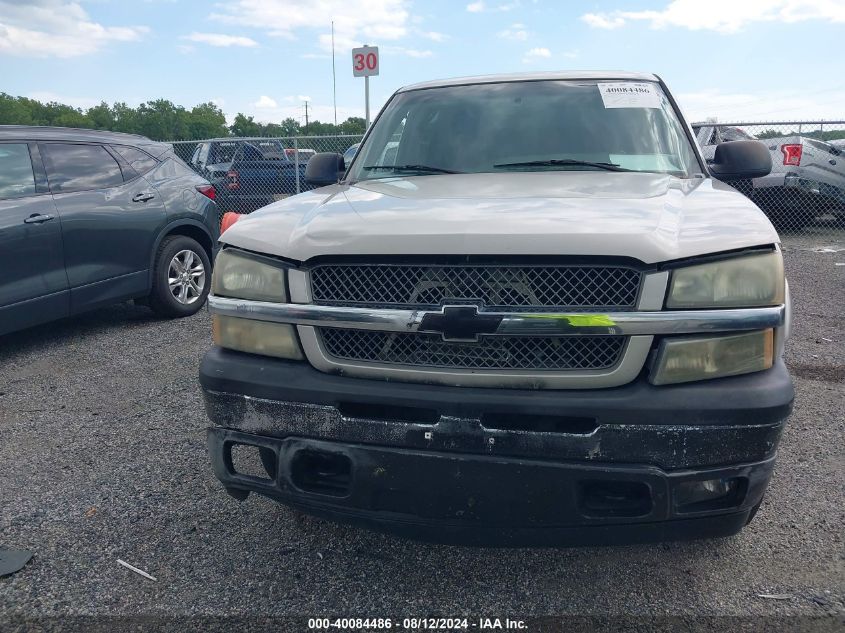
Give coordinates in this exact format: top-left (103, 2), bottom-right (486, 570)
top-left (310, 264), bottom-right (641, 311)
top-left (320, 329), bottom-right (625, 371)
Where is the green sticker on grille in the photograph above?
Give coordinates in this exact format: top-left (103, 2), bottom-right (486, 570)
top-left (521, 314), bottom-right (616, 327)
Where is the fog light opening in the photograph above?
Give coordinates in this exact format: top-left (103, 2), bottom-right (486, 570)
top-left (229, 443), bottom-right (274, 482)
top-left (675, 477), bottom-right (747, 514)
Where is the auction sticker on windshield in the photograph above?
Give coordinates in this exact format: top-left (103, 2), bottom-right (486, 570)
top-left (598, 82), bottom-right (661, 108)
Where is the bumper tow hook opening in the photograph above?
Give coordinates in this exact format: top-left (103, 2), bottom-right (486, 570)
top-left (290, 449), bottom-right (352, 497)
top-left (578, 480), bottom-right (653, 518)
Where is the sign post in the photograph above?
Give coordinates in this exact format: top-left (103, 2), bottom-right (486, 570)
top-left (352, 45), bottom-right (379, 127)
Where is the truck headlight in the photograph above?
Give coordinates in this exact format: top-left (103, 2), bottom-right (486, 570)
top-left (650, 330), bottom-right (773, 385)
top-left (212, 315), bottom-right (303, 360)
top-left (212, 248), bottom-right (287, 303)
top-left (667, 251), bottom-right (784, 309)
top-left (210, 249), bottom-right (302, 360)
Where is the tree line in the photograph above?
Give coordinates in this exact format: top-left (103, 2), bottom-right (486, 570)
top-left (0, 93), bottom-right (366, 141)
top-left (756, 128), bottom-right (845, 142)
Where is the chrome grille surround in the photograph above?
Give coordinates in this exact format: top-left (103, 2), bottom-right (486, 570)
top-left (210, 268), bottom-right (785, 389)
top-left (309, 263), bottom-right (642, 311)
top-left (320, 329), bottom-right (626, 371)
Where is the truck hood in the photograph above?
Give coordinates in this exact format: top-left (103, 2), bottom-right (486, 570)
top-left (221, 172), bottom-right (779, 264)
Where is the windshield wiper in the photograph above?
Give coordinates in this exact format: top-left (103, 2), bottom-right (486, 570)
top-left (362, 164), bottom-right (463, 174)
top-left (493, 159), bottom-right (634, 172)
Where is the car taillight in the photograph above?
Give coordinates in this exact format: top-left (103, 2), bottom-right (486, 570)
top-left (195, 184), bottom-right (216, 201)
top-left (220, 212), bottom-right (242, 235)
top-left (227, 169), bottom-right (240, 190)
top-left (781, 144), bottom-right (802, 166)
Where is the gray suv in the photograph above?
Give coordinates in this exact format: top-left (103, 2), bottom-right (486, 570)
top-left (0, 126), bottom-right (219, 336)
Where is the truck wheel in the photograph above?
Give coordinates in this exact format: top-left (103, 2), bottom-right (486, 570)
top-left (148, 235), bottom-right (211, 317)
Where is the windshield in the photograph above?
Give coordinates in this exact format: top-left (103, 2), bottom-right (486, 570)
top-left (348, 80), bottom-right (701, 181)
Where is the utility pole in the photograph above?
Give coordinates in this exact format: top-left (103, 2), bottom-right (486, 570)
top-left (304, 100), bottom-right (309, 133)
top-left (332, 21), bottom-right (337, 126)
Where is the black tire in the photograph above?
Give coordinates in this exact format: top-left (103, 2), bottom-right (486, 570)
top-left (148, 235), bottom-right (211, 318)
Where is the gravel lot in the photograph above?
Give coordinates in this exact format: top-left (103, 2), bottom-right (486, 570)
top-left (1, 233), bottom-right (843, 627)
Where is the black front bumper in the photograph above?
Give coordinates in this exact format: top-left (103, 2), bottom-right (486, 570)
top-left (200, 348), bottom-right (793, 546)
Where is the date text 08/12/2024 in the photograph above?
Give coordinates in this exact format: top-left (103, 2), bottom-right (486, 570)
top-left (307, 618), bottom-right (527, 630)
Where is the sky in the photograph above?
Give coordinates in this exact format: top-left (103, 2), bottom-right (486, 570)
top-left (1, 0), bottom-right (844, 127)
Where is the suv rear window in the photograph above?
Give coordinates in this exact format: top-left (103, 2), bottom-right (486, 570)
top-left (209, 142), bottom-right (238, 164)
top-left (113, 145), bottom-right (158, 175)
top-left (0, 144), bottom-right (36, 199)
top-left (42, 144), bottom-right (125, 193)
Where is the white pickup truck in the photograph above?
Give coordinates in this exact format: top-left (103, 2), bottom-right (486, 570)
top-left (200, 72), bottom-right (793, 546)
top-left (694, 124), bottom-right (845, 228)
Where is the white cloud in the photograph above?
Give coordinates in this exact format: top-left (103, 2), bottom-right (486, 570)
top-left (419, 30), bottom-right (447, 41)
top-left (524, 47), bottom-right (550, 57)
top-left (254, 95), bottom-right (278, 109)
top-left (0, 0), bottom-right (147, 58)
top-left (581, 13), bottom-right (625, 29)
top-left (182, 32), bottom-right (258, 47)
top-left (297, 95), bottom-right (312, 102)
top-left (498, 22), bottom-right (529, 40)
top-left (467, 0), bottom-right (520, 12)
top-left (211, 0), bottom-right (410, 53)
top-left (522, 46), bottom-right (551, 64)
top-left (581, 0), bottom-right (845, 32)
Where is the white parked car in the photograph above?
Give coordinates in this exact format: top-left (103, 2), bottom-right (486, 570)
top-left (200, 72), bottom-right (792, 546)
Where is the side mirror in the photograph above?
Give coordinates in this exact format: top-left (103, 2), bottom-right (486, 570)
top-left (305, 152), bottom-right (344, 186)
top-left (709, 140), bottom-right (772, 181)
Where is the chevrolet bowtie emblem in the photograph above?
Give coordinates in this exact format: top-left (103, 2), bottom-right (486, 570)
top-left (418, 306), bottom-right (503, 342)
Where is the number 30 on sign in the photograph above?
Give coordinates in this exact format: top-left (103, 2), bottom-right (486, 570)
top-left (352, 46), bottom-right (379, 77)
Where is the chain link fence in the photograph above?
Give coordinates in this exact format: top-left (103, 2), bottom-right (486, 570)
top-left (690, 120), bottom-right (845, 233)
top-left (172, 135), bottom-right (362, 225)
top-left (173, 123), bottom-right (845, 235)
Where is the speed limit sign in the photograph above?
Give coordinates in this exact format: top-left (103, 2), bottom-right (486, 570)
top-left (352, 46), bottom-right (379, 77)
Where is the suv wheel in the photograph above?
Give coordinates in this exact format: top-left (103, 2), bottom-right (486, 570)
top-left (149, 235), bottom-right (211, 317)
